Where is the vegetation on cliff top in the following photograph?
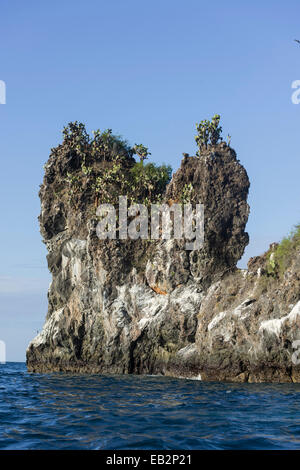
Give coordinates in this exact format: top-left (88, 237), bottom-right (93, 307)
top-left (195, 114), bottom-right (223, 156)
top-left (266, 224), bottom-right (300, 278)
top-left (49, 117), bottom-right (235, 211)
top-left (57, 121), bottom-right (172, 207)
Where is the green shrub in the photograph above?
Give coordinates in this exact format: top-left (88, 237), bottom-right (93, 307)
top-left (180, 183), bottom-right (193, 203)
top-left (132, 144), bottom-right (151, 162)
top-left (266, 224), bottom-right (300, 277)
top-left (58, 122), bottom-right (172, 206)
top-left (129, 161), bottom-right (172, 204)
top-left (195, 114), bottom-right (223, 156)
top-left (91, 129), bottom-right (132, 159)
top-left (62, 121), bottom-right (90, 147)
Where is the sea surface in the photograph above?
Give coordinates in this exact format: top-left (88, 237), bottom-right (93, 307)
top-left (0, 362), bottom-right (300, 450)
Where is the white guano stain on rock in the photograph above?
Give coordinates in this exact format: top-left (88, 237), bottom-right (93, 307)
top-left (27, 307), bottom-right (64, 349)
top-left (138, 317), bottom-right (150, 330)
top-left (208, 311), bottom-right (227, 331)
top-left (259, 300), bottom-right (300, 337)
top-left (129, 284), bottom-right (169, 317)
top-left (176, 343), bottom-right (197, 357)
top-left (233, 299), bottom-right (254, 318)
top-left (170, 285), bottom-right (202, 314)
top-left (62, 239), bottom-right (87, 285)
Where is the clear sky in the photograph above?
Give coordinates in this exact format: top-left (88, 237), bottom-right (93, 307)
top-left (0, 0), bottom-right (299, 362)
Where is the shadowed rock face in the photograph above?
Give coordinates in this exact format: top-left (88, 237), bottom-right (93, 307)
top-left (26, 139), bottom-right (300, 382)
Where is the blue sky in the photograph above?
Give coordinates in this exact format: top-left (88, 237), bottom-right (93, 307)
top-left (0, 0), bottom-right (299, 361)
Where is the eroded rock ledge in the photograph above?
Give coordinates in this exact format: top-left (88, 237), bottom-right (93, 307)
top-left (27, 127), bottom-right (300, 382)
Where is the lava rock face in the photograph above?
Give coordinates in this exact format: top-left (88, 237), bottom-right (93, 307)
top-left (27, 138), bottom-right (300, 382)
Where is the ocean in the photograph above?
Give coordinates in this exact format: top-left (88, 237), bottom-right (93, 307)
top-left (0, 362), bottom-right (300, 450)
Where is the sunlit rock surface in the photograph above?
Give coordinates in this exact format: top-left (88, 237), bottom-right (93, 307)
top-left (27, 137), bottom-right (300, 382)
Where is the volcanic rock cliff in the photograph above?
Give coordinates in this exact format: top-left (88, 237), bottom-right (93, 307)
top-left (27, 125), bottom-right (300, 382)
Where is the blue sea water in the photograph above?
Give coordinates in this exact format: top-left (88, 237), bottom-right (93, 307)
top-left (0, 362), bottom-right (300, 450)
